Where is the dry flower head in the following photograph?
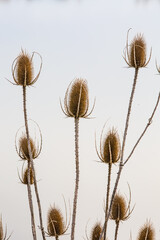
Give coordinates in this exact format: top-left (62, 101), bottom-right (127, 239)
top-left (137, 221), bottom-right (155, 240)
top-left (90, 223), bottom-right (103, 240)
top-left (110, 191), bottom-right (133, 224)
top-left (47, 206), bottom-right (69, 237)
top-left (18, 166), bottom-right (34, 185)
top-left (123, 30), bottom-right (151, 68)
top-left (11, 50), bottom-right (42, 86)
top-left (61, 78), bottom-right (94, 119)
top-left (96, 127), bottom-right (121, 164)
top-left (16, 134), bottom-right (42, 161)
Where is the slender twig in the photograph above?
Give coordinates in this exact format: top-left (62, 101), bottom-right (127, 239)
top-left (22, 85), bottom-right (37, 240)
top-left (71, 118), bottom-right (80, 240)
top-left (124, 92), bottom-right (160, 165)
top-left (23, 86), bottom-right (46, 240)
top-left (104, 163), bottom-right (112, 240)
top-left (114, 221), bottom-right (120, 240)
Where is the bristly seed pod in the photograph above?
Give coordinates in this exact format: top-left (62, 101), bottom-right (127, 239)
top-left (137, 221), bottom-right (155, 240)
top-left (61, 78), bottom-right (94, 119)
top-left (96, 128), bottom-right (120, 164)
top-left (16, 133), bottom-right (42, 161)
top-left (11, 50), bottom-right (42, 86)
top-left (91, 223), bottom-right (103, 240)
top-left (19, 167), bottom-right (34, 185)
top-left (110, 192), bottom-right (133, 224)
top-left (18, 135), bottom-right (36, 160)
top-left (47, 207), bottom-right (68, 237)
top-left (123, 29), bottom-right (151, 68)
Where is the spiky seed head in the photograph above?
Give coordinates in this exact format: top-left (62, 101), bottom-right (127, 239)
top-left (102, 129), bottom-right (120, 164)
top-left (15, 51), bottom-right (33, 86)
top-left (47, 207), bottom-right (65, 237)
top-left (21, 167), bottom-right (34, 185)
top-left (137, 222), bottom-right (155, 240)
top-left (19, 135), bottom-right (36, 160)
top-left (129, 35), bottom-right (146, 68)
top-left (91, 223), bottom-right (103, 240)
top-left (64, 78), bottom-right (89, 118)
top-left (110, 194), bottom-right (127, 223)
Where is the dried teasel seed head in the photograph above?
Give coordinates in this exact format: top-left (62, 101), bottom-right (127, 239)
top-left (110, 192), bottom-right (133, 224)
top-left (20, 167), bottom-right (34, 185)
top-left (91, 223), bottom-right (103, 240)
top-left (102, 129), bottom-right (120, 164)
top-left (137, 222), bottom-right (155, 240)
top-left (14, 51), bottom-right (33, 86)
top-left (47, 207), bottom-right (65, 237)
top-left (11, 50), bottom-right (42, 86)
top-left (62, 78), bottom-right (93, 119)
top-left (123, 30), bottom-right (151, 69)
top-left (110, 194), bottom-right (127, 223)
top-left (18, 135), bottom-right (37, 160)
top-left (130, 35), bottom-right (146, 68)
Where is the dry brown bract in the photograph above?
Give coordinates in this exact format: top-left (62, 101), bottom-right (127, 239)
top-left (61, 78), bottom-right (94, 119)
top-left (123, 30), bottom-right (151, 68)
top-left (11, 50), bottom-right (42, 86)
top-left (90, 223), bottom-right (104, 240)
top-left (96, 127), bottom-right (121, 164)
top-left (137, 221), bottom-right (155, 240)
top-left (16, 134), bottom-right (42, 161)
top-left (47, 207), bottom-right (69, 238)
top-left (110, 191), bottom-right (133, 224)
top-left (18, 166), bottom-right (34, 185)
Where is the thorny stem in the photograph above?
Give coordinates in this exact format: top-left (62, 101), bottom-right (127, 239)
top-left (23, 86), bottom-right (37, 240)
top-left (23, 86), bottom-right (46, 240)
top-left (114, 221), bottom-right (120, 240)
top-left (104, 163), bottom-right (112, 240)
top-left (99, 67), bottom-right (139, 239)
top-left (71, 118), bottom-right (80, 240)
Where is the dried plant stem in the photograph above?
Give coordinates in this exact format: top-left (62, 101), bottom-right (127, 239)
top-left (104, 163), bottom-right (112, 240)
top-left (23, 86), bottom-right (46, 240)
top-left (114, 221), bottom-right (120, 240)
top-left (71, 118), bottom-right (80, 240)
top-left (99, 67), bottom-right (139, 239)
top-left (23, 86), bottom-right (37, 240)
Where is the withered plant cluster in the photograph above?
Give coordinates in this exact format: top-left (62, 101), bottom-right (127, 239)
top-left (1, 30), bottom-right (160, 240)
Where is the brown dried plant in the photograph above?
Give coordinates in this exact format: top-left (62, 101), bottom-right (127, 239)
top-left (90, 223), bottom-right (104, 240)
top-left (47, 206), bottom-right (69, 240)
top-left (110, 190), bottom-right (134, 240)
top-left (11, 50), bottom-right (45, 240)
top-left (95, 127), bottom-right (120, 240)
top-left (16, 133), bottom-right (42, 161)
top-left (137, 221), bottom-right (155, 240)
top-left (123, 29), bottom-right (151, 68)
top-left (11, 50), bottom-right (42, 86)
top-left (61, 78), bottom-right (94, 119)
top-left (96, 127), bottom-right (120, 164)
top-left (61, 78), bottom-right (94, 240)
top-left (18, 166), bottom-right (34, 185)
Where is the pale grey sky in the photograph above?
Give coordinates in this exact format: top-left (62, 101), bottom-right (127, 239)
top-left (0, 0), bottom-right (160, 239)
